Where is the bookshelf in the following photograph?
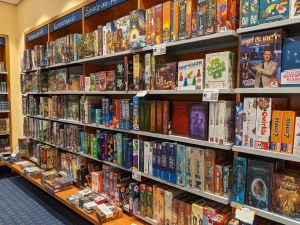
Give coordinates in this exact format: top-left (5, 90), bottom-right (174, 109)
top-left (20, 0), bottom-right (300, 224)
top-left (0, 35), bottom-right (11, 153)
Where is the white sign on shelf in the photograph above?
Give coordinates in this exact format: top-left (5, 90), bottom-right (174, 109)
top-left (202, 89), bottom-right (219, 102)
top-left (136, 90), bottom-right (148, 97)
top-left (132, 170), bottom-right (142, 181)
top-left (153, 44), bottom-right (166, 56)
top-left (235, 205), bottom-right (256, 225)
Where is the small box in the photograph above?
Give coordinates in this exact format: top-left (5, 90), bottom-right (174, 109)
top-left (240, 0), bottom-right (250, 27)
top-left (293, 117), bottom-right (300, 156)
top-left (281, 111), bottom-right (298, 154)
top-left (242, 98), bottom-right (257, 148)
top-left (270, 110), bottom-right (284, 152)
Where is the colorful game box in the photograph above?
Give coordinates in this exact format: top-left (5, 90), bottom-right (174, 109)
top-left (113, 16), bottom-right (129, 52)
top-left (178, 59), bottom-right (204, 90)
top-left (176, 144), bottom-right (186, 186)
top-left (240, 0), bottom-right (250, 27)
top-left (293, 117), bottom-right (300, 156)
top-left (163, 1), bottom-right (172, 43)
top-left (186, 146), bottom-right (195, 188)
top-left (260, 0), bottom-right (289, 23)
top-left (155, 62), bottom-right (177, 90)
top-left (235, 102), bottom-right (244, 146)
top-left (281, 36), bottom-right (300, 87)
top-left (249, 0), bottom-right (259, 26)
top-left (189, 102), bottom-right (208, 140)
top-left (172, 0), bottom-right (179, 41)
top-left (240, 29), bottom-right (284, 88)
top-left (129, 9), bottom-right (146, 49)
top-left (146, 7), bottom-right (155, 46)
top-left (178, 0), bottom-right (186, 40)
top-left (204, 149), bottom-right (216, 193)
top-left (216, 0), bottom-right (239, 32)
top-left (291, 0), bottom-right (300, 18)
top-left (281, 111), bottom-right (298, 154)
top-left (242, 98), bottom-right (257, 148)
top-left (255, 98), bottom-right (287, 150)
top-left (270, 110), bottom-right (284, 152)
top-left (205, 51), bottom-right (235, 89)
top-left (155, 4), bottom-right (163, 44)
top-left (194, 148), bottom-right (204, 191)
top-left (222, 163), bottom-right (232, 198)
top-left (185, 0), bottom-right (197, 38)
top-left (197, 0), bottom-right (208, 36)
top-left (232, 156), bottom-right (247, 204)
top-left (205, 0), bottom-right (217, 35)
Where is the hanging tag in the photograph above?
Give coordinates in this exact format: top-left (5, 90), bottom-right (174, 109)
top-left (136, 90), bottom-right (148, 97)
top-left (153, 44), bottom-right (166, 56)
top-left (202, 89), bottom-right (219, 102)
top-left (235, 205), bottom-right (256, 225)
top-left (132, 170), bottom-right (142, 181)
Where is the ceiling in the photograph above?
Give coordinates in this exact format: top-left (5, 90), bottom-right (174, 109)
top-left (0, 0), bottom-right (23, 5)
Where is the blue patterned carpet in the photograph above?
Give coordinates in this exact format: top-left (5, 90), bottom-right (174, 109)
top-left (0, 167), bottom-right (92, 225)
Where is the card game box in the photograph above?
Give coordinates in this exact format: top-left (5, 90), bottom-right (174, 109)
top-left (242, 98), bottom-right (257, 148)
top-left (205, 51), bottom-right (235, 89)
top-left (293, 117), bottom-right (300, 156)
top-left (178, 59), bottom-right (204, 90)
top-left (235, 102), bottom-right (243, 146)
top-left (129, 9), bottom-right (146, 49)
top-left (270, 110), bottom-right (284, 152)
top-left (240, 29), bottom-right (284, 88)
top-left (189, 102), bottom-right (208, 140)
top-left (281, 111), bottom-right (298, 154)
top-left (232, 156), bottom-right (247, 204)
top-left (260, 0), bottom-right (289, 24)
top-left (255, 98), bottom-right (287, 150)
top-left (246, 159), bottom-right (274, 210)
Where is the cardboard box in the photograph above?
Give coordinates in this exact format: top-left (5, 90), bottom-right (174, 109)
top-left (242, 98), bottom-right (257, 148)
top-left (281, 111), bottom-right (298, 154)
top-left (185, 0), bottom-right (197, 39)
top-left (217, 101), bottom-right (235, 145)
top-left (270, 110), bottom-right (284, 152)
top-left (178, 59), bottom-right (204, 90)
top-left (291, 0), bottom-right (300, 19)
top-left (172, 0), bottom-right (179, 41)
top-left (240, 0), bottom-right (250, 27)
top-left (194, 148), bottom-right (204, 191)
top-left (186, 146), bottom-right (195, 188)
top-left (293, 117), bottom-right (300, 156)
top-left (234, 102), bottom-right (244, 146)
top-left (163, 1), bottom-right (172, 43)
top-left (209, 102), bottom-right (217, 143)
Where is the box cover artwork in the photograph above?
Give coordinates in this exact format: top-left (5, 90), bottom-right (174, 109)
top-left (240, 29), bottom-right (284, 88)
top-left (178, 59), bottom-right (204, 90)
top-left (189, 103), bottom-right (208, 140)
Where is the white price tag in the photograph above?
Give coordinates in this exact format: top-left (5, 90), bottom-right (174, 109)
top-left (132, 170), bottom-right (142, 181)
top-left (202, 90), bottom-right (219, 102)
top-left (153, 44), bottom-right (166, 56)
top-left (136, 90), bottom-right (148, 97)
top-left (235, 205), bottom-right (256, 224)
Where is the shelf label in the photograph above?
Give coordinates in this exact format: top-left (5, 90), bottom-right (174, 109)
top-left (153, 44), bottom-right (166, 56)
top-left (202, 90), bottom-right (219, 102)
top-left (26, 25), bottom-right (48, 43)
top-left (49, 9), bottom-right (82, 32)
top-left (132, 170), bottom-right (142, 181)
top-left (235, 205), bottom-right (256, 225)
top-left (84, 0), bottom-right (127, 18)
top-left (136, 90), bottom-right (148, 97)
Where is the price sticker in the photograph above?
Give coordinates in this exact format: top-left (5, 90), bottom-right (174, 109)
top-left (235, 205), bottom-right (256, 225)
top-left (136, 90), bottom-right (148, 97)
top-left (132, 170), bottom-right (142, 181)
top-left (153, 44), bottom-right (166, 56)
top-left (202, 89), bottom-right (219, 102)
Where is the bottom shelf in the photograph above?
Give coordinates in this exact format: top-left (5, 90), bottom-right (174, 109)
top-left (0, 162), bottom-right (149, 225)
top-left (230, 202), bottom-right (300, 225)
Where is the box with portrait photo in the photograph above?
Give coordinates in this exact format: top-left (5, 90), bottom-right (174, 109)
top-left (240, 29), bottom-right (285, 88)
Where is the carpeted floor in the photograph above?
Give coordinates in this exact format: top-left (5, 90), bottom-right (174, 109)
top-left (0, 166), bottom-right (92, 225)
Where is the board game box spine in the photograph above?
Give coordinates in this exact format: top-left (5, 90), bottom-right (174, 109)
top-left (194, 148), bottom-right (204, 191)
top-left (240, 0), bottom-right (250, 27)
top-left (162, 101), bottom-right (170, 135)
top-left (156, 101), bottom-right (163, 134)
top-left (155, 4), bottom-right (163, 45)
top-left (150, 101), bottom-right (156, 133)
top-left (152, 143), bottom-right (159, 177)
top-left (172, 0), bottom-right (179, 41)
top-left (186, 146), bottom-right (195, 188)
top-left (172, 198), bottom-right (179, 225)
top-left (102, 26), bottom-right (107, 55)
top-left (249, 0), bottom-right (259, 26)
top-left (176, 144), bottom-right (186, 186)
top-left (293, 117), bottom-right (300, 156)
top-left (144, 53), bottom-right (152, 90)
top-left (215, 164), bottom-right (223, 196)
top-left (270, 110), bottom-right (283, 152)
top-left (163, 1), bottom-right (172, 43)
top-left (161, 142), bottom-right (169, 180)
top-left (232, 156), bottom-right (247, 204)
top-left (222, 163), bottom-right (232, 198)
top-left (144, 101), bottom-right (150, 132)
top-left (164, 190), bottom-right (173, 225)
top-left (178, 0), bottom-right (186, 40)
top-left (144, 141), bottom-right (151, 174)
top-left (205, 0), bottom-right (216, 35)
top-left (146, 185), bottom-right (153, 218)
top-left (146, 7), bottom-right (155, 46)
top-left (116, 62), bottom-right (126, 91)
top-left (172, 101), bottom-right (189, 137)
top-left (185, 0), bottom-right (197, 39)
top-left (168, 143), bottom-right (177, 184)
top-left (217, 101), bottom-right (235, 145)
top-left (281, 111), bottom-right (297, 154)
top-left (235, 102), bottom-right (243, 146)
top-left (133, 96), bottom-right (139, 131)
top-left (242, 98), bottom-right (257, 149)
top-left (209, 102), bottom-right (216, 142)
top-left (106, 71), bottom-right (116, 91)
top-left (133, 139), bottom-right (139, 171)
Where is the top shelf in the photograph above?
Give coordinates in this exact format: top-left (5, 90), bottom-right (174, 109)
top-left (22, 31), bottom-right (238, 72)
top-left (237, 17), bottom-right (300, 34)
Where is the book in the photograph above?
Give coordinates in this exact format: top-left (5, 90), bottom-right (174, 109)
top-left (270, 110), bottom-right (284, 152)
top-left (246, 159), bottom-right (274, 210)
top-left (189, 102), bottom-right (208, 140)
top-left (155, 4), bottom-right (163, 45)
top-left (240, 29), bottom-right (284, 88)
top-left (172, 102), bottom-right (189, 137)
top-left (178, 59), bottom-right (204, 90)
top-left (232, 156), bottom-right (247, 204)
top-left (205, 51), bottom-right (235, 89)
top-left (155, 62), bottom-right (177, 90)
top-left (129, 9), bottom-right (146, 49)
top-left (260, 0), bottom-right (289, 23)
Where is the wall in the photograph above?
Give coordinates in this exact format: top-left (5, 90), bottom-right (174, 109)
top-left (0, 0), bottom-right (87, 149)
top-left (0, 2), bottom-right (18, 150)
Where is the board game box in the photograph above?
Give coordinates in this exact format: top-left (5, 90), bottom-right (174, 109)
top-left (178, 0), bottom-right (186, 40)
top-left (172, 102), bottom-right (189, 137)
top-left (240, 0), bottom-right (250, 27)
top-left (194, 148), bottom-right (204, 191)
top-left (186, 146), bottom-right (195, 188)
top-left (178, 59), bottom-right (204, 90)
top-left (291, 0), bottom-right (300, 18)
top-left (163, 1), bottom-right (172, 43)
top-left (242, 98), bottom-right (257, 148)
top-left (204, 149), bottom-right (216, 193)
top-left (155, 62), bottom-right (177, 90)
top-left (281, 111), bottom-right (298, 154)
top-left (260, 0), bottom-right (289, 24)
top-left (176, 144), bottom-right (186, 186)
top-left (234, 102), bottom-right (243, 146)
top-left (129, 9), bottom-right (146, 49)
top-left (270, 110), bottom-right (284, 152)
top-left (293, 117), bottom-right (300, 156)
top-left (232, 156), bottom-right (247, 204)
top-left (155, 4), bottom-right (163, 44)
top-left (240, 29), bottom-right (284, 88)
top-left (189, 102), bottom-right (208, 140)
top-left (146, 7), bottom-right (155, 45)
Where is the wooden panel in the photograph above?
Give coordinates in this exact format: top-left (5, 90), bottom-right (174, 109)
top-left (83, 0), bottom-right (138, 34)
top-left (25, 35), bottom-right (48, 50)
top-left (49, 21), bottom-right (83, 42)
